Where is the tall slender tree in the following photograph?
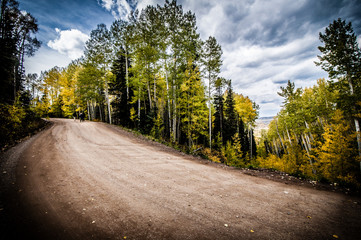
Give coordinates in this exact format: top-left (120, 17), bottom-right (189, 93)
top-left (213, 77), bottom-right (226, 144)
top-left (84, 24), bottom-right (113, 123)
top-left (202, 36), bottom-right (222, 150)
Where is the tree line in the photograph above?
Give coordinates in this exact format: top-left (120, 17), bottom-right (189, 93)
top-left (0, 0), bottom-right (43, 149)
top-left (33, 0), bottom-right (259, 166)
top-left (3, 0), bottom-right (360, 187)
top-left (258, 19), bottom-right (361, 187)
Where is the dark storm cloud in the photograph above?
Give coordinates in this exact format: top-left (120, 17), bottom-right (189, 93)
top-left (204, 0), bottom-right (361, 49)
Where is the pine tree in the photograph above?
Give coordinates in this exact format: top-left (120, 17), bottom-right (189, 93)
top-left (0, 0), bottom-right (40, 103)
top-left (316, 18), bottom-right (361, 159)
top-left (213, 77), bottom-right (225, 146)
top-left (223, 80), bottom-right (238, 144)
top-left (111, 48), bottom-right (133, 126)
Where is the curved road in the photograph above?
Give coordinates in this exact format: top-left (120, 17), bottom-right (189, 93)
top-left (1, 119), bottom-right (361, 239)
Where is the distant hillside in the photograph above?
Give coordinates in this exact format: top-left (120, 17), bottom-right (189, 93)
top-left (254, 117), bottom-right (274, 138)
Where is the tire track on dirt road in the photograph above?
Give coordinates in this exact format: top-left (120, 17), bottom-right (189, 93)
top-left (1, 118), bottom-right (361, 239)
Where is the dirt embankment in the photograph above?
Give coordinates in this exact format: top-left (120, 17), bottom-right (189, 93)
top-left (1, 118), bottom-right (361, 239)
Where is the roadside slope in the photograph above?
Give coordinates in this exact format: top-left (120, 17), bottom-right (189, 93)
top-left (1, 118), bottom-right (361, 239)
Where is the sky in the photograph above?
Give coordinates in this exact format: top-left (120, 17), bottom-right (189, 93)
top-left (19, 0), bottom-right (361, 117)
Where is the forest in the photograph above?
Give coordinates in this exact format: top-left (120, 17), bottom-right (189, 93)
top-left (1, 0), bottom-right (360, 187)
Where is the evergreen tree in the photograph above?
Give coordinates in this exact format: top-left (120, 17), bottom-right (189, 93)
top-left (111, 48), bottom-right (133, 126)
top-left (223, 80), bottom-right (238, 144)
top-left (316, 18), bottom-right (361, 158)
top-left (213, 77), bottom-right (226, 146)
top-left (0, 0), bottom-right (40, 103)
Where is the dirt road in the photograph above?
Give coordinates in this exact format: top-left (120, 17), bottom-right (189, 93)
top-left (1, 119), bottom-right (361, 239)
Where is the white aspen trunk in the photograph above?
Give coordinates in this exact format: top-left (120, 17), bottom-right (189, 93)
top-left (250, 128), bottom-right (253, 159)
top-left (305, 134), bottom-right (312, 151)
top-left (147, 80), bottom-right (152, 109)
top-left (138, 85), bottom-right (141, 123)
top-left (286, 125), bottom-right (292, 146)
top-left (276, 120), bottom-right (286, 152)
top-left (165, 64), bottom-right (172, 138)
top-left (153, 62), bottom-right (157, 108)
top-left (273, 139), bottom-right (279, 158)
top-left (172, 73), bottom-right (177, 142)
top-left (173, 87), bottom-right (177, 141)
top-left (208, 75), bottom-right (212, 150)
top-left (301, 134), bottom-right (316, 174)
top-left (90, 100), bottom-right (94, 120)
top-left (347, 75), bottom-right (361, 168)
top-left (87, 100), bottom-right (90, 121)
top-left (305, 121), bottom-right (314, 141)
top-left (355, 119), bottom-right (361, 157)
top-left (317, 116), bottom-right (324, 128)
top-left (105, 81), bottom-right (112, 124)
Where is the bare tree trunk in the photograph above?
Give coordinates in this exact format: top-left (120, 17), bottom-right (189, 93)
top-left (147, 79), bottom-right (152, 109)
top-left (347, 75), bottom-right (361, 169)
top-left (301, 134), bottom-right (316, 174)
top-left (87, 100), bottom-right (90, 120)
top-left (285, 125), bottom-right (292, 146)
top-left (138, 85), bottom-right (141, 124)
top-left (273, 139), bottom-right (279, 158)
top-left (105, 81), bottom-right (112, 124)
top-left (250, 127), bottom-right (253, 160)
top-left (165, 64), bottom-right (171, 138)
top-left (208, 75), bottom-right (212, 150)
top-left (276, 120), bottom-right (286, 152)
top-left (172, 75), bottom-right (177, 142)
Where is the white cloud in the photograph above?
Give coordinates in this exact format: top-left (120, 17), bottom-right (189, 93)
top-left (99, 0), bottom-right (139, 19)
top-left (96, 0), bottom-right (352, 116)
top-left (47, 28), bottom-right (89, 60)
top-left (100, 0), bottom-right (114, 11)
top-left (24, 47), bottom-right (73, 75)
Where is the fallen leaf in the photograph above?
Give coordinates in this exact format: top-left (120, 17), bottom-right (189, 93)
top-left (307, 216), bottom-right (312, 219)
top-left (333, 235), bottom-right (339, 238)
top-left (250, 230), bottom-right (254, 233)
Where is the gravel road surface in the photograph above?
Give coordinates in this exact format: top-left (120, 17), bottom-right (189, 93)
top-left (1, 118), bottom-right (360, 239)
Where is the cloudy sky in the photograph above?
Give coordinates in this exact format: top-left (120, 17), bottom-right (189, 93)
top-left (19, 0), bottom-right (361, 117)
